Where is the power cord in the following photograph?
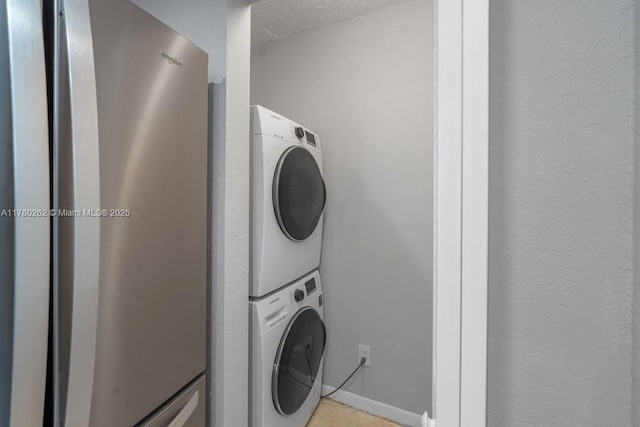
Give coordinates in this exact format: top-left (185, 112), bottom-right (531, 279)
top-left (321, 357), bottom-right (366, 399)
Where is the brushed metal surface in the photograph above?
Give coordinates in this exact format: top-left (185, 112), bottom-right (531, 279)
top-left (52, 0), bottom-right (102, 425)
top-left (87, 1), bottom-right (208, 425)
top-left (52, 6), bottom-right (75, 424)
top-left (3, 0), bottom-right (51, 425)
top-left (141, 375), bottom-right (206, 427)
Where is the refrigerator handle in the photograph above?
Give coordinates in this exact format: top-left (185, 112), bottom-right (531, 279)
top-left (58, 0), bottom-right (101, 425)
top-left (4, 1), bottom-right (51, 426)
top-left (168, 391), bottom-right (200, 427)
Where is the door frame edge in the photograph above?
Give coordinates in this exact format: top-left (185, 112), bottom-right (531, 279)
top-left (433, 0), bottom-right (489, 425)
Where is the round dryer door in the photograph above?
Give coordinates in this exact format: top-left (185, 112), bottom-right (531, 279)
top-left (273, 146), bottom-right (326, 241)
top-left (272, 307), bottom-right (326, 415)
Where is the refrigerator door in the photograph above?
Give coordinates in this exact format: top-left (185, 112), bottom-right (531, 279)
top-left (51, 0), bottom-right (102, 425)
top-left (0, 0), bottom-right (51, 426)
top-left (86, 1), bottom-right (208, 425)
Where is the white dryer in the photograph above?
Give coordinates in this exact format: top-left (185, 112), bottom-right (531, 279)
top-left (251, 105), bottom-right (326, 298)
top-left (250, 270), bottom-right (325, 427)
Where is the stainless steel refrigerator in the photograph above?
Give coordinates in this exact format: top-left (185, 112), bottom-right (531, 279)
top-left (1, 0), bottom-right (208, 425)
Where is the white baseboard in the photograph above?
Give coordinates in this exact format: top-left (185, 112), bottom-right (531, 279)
top-left (320, 385), bottom-right (424, 427)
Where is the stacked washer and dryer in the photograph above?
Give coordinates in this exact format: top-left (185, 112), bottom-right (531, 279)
top-left (249, 106), bottom-right (327, 427)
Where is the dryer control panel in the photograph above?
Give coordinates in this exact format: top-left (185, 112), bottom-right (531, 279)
top-left (251, 105), bottom-right (321, 152)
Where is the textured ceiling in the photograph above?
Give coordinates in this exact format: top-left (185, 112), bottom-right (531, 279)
top-left (251, 0), bottom-right (415, 46)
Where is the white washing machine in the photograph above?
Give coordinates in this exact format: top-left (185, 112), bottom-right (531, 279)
top-left (251, 105), bottom-right (326, 298)
top-left (250, 270), bottom-right (325, 427)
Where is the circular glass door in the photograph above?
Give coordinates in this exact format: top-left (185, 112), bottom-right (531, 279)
top-left (273, 146), bottom-right (326, 241)
top-left (272, 307), bottom-right (326, 415)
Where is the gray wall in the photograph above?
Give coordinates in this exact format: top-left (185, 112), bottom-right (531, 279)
top-left (251, 0), bottom-right (433, 415)
top-left (634, 1), bottom-right (640, 425)
top-left (488, 1), bottom-right (635, 425)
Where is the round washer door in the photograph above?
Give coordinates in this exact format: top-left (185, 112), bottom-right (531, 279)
top-left (272, 307), bottom-right (326, 416)
top-left (273, 146), bottom-right (326, 241)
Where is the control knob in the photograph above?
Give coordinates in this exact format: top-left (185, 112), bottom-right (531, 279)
top-left (294, 126), bottom-right (305, 139)
top-left (294, 289), bottom-right (305, 302)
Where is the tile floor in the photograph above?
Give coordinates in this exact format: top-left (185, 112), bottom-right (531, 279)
top-left (307, 398), bottom-right (400, 427)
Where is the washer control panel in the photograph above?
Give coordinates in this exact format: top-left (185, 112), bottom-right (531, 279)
top-left (251, 270), bottom-right (324, 334)
top-left (305, 277), bottom-right (317, 295)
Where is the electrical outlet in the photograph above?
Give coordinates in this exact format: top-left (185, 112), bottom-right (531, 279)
top-left (359, 344), bottom-right (371, 367)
